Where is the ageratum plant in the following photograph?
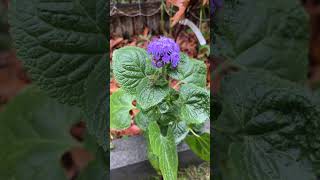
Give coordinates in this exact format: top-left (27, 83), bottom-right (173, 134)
top-left (111, 37), bottom-right (210, 180)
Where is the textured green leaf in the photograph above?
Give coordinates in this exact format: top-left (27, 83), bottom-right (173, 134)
top-left (215, 70), bottom-right (320, 179)
top-left (110, 88), bottom-right (134, 130)
top-left (135, 102), bottom-right (181, 131)
top-left (179, 84), bottom-right (209, 124)
top-left (157, 92), bottom-right (182, 126)
top-left (158, 110), bottom-right (179, 126)
top-left (9, 0), bottom-right (107, 106)
top-left (135, 107), bottom-right (159, 131)
top-left (136, 78), bottom-right (170, 110)
top-left (147, 121), bottom-right (178, 180)
top-left (169, 53), bottom-right (207, 87)
top-left (112, 46), bottom-right (149, 95)
top-left (214, 0), bottom-right (309, 82)
top-left (83, 59), bottom-right (108, 150)
top-left (145, 132), bottom-right (160, 173)
top-left (159, 101), bottom-right (170, 114)
top-left (226, 138), bottom-right (316, 180)
top-left (135, 111), bottom-right (149, 132)
top-left (185, 133), bottom-right (210, 162)
top-left (171, 121), bottom-right (189, 145)
top-left (0, 86), bottom-right (82, 180)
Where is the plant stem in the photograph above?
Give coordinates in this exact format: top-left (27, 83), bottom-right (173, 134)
top-left (189, 128), bottom-right (200, 138)
top-left (160, 1), bottom-right (167, 35)
top-left (162, 66), bottom-right (168, 79)
top-left (199, 5), bottom-right (203, 32)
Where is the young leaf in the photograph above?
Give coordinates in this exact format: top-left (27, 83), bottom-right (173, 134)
top-left (135, 108), bottom-right (159, 131)
top-left (0, 86), bottom-right (82, 180)
top-left (169, 53), bottom-right (207, 87)
top-left (136, 78), bottom-right (170, 110)
top-left (9, 0), bottom-right (107, 106)
top-left (214, 0), bottom-right (309, 82)
top-left (185, 133), bottom-right (210, 162)
top-left (179, 84), bottom-right (209, 124)
top-left (147, 121), bottom-right (178, 180)
top-left (112, 46), bottom-right (149, 95)
top-left (110, 88), bottom-right (134, 130)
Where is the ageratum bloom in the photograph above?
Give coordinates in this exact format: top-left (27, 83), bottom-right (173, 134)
top-left (147, 37), bottom-right (180, 68)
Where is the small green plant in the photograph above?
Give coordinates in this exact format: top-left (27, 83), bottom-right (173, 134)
top-left (111, 37), bottom-right (210, 180)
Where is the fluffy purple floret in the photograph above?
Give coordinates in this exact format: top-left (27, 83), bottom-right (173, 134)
top-left (147, 37), bottom-right (181, 68)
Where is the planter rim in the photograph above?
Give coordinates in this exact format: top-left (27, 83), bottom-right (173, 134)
top-left (110, 121), bottom-right (210, 169)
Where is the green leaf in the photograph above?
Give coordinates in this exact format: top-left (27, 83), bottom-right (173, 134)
top-left (159, 101), bottom-right (170, 114)
top-left (147, 121), bottom-right (178, 180)
top-left (136, 78), bottom-right (170, 110)
top-left (135, 103), bottom-right (182, 131)
top-left (226, 138), bottom-right (316, 180)
top-left (214, 0), bottom-right (309, 82)
top-left (83, 59), bottom-right (108, 150)
top-left (110, 88), bottom-right (134, 130)
top-left (135, 111), bottom-right (149, 132)
top-left (179, 84), bottom-right (209, 124)
top-left (0, 86), bottom-right (82, 180)
top-left (78, 147), bottom-right (108, 180)
top-left (185, 133), bottom-right (210, 162)
top-left (112, 46), bottom-right (149, 95)
top-left (169, 53), bottom-right (207, 87)
top-left (171, 121), bottom-right (189, 145)
top-left (9, 0), bottom-right (107, 106)
top-left (215, 69), bottom-right (320, 179)
top-left (135, 107), bottom-right (159, 131)
top-left (157, 93), bottom-right (182, 126)
top-left (145, 133), bottom-right (160, 173)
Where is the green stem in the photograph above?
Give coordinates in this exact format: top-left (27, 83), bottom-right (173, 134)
top-left (162, 66), bottom-right (168, 79)
top-left (189, 128), bottom-right (200, 138)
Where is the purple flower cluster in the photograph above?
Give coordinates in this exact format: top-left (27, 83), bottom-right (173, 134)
top-left (147, 37), bottom-right (180, 68)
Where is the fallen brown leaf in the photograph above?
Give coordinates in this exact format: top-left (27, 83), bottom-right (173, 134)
top-left (166, 0), bottom-right (190, 27)
top-left (202, 0), bottom-right (209, 5)
top-left (110, 37), bottom-right (123, 50)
